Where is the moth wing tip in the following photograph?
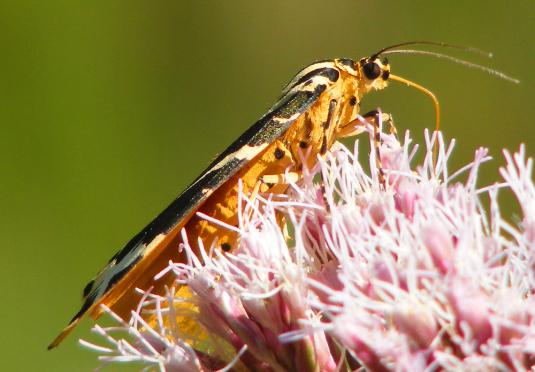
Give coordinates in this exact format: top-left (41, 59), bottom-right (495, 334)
top-left (47, 317), bottom-right (81, 350)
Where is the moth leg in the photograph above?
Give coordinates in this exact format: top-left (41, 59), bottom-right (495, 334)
top-left (250, 178), bottom-right (263, 200)
top-left (320, 99), bottom-right (338, 155)
top-left (247, 142), bottom-right (298, 228)
top-left (261, 172), bottom-right (299, 185)
top-left (388, 114), bottom-right (397, 137)
top-left (381, 111), bottom-right (397, 137)
top-left (337, 111), bottom-right (393, 138)
top-left (255, 140), bottom-right (299, 193)
top-left (317, 99), bottom-right (340, 211)
top-left (258, 172), bottom-right (300, 193)
top-left (339, 110), bottom-right (390, 188)
top-left (363, 110), bottom-right (388, 189)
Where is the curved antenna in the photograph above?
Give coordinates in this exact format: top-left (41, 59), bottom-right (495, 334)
top-left (388, 74), bottom-right (440, 134)
top-left (370, 41), bottom-right (493, 60)
top-left (388, 73), bottom-right (441, 164)
top-left (381, 49), bottom-right (520, 84)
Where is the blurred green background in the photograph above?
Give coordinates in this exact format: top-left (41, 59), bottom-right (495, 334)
top-left (1, 1), bottom-right (533, 370)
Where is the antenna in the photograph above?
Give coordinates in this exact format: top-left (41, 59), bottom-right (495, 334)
top-left (369, 41), bottom-right (519, 163)
top-left (370, 41), bottom-right (493, 60)
top-left (388, 74), bottom-right (441, 134)
top-left (381, 49), bottom-right (519, 84)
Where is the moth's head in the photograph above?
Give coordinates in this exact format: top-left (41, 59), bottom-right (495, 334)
top-left (357, 56), bottom-right (391, 92)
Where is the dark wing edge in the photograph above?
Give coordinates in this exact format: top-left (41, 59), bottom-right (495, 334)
top-left (47, 83), bottom-right (329, 350)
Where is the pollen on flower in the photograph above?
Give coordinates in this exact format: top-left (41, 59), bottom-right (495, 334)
top-left (82, 129), bottom-right (535, 371)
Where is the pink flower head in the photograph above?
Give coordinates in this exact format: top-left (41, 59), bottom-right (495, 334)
top-left (83, 130), bottom-right (535, 371)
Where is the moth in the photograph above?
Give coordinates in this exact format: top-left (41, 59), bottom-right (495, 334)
top-left (49, 42), bottom-right (441, 349)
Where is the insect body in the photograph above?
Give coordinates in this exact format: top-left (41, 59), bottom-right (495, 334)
top-left (49, 51), bottom-right (438, 349)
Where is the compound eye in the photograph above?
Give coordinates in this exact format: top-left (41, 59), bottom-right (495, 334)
top-left (362, 62), bottom-right (381, 80)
